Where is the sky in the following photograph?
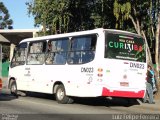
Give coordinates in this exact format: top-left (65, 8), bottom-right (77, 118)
top-left (1, 0), bottom-right (35, 29)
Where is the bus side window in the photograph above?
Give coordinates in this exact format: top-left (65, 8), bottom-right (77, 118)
top-left (46, 39), bottom-right (68, 65)
top-left (27, 41), bottom-right (46, 65)
top-left (11, 43), bottom-right (27, 67)
top-left (68, 34), bottom-right (97, 64)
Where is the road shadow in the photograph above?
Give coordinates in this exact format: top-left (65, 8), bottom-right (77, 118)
top-left (22, 91), bottom-right (140, 107)
top-left (23, 91), bottom-right (54, 100)
top-left (73, 97), bottom-right (140, 107)
top-left (0, 93), bottom-right (18, 101)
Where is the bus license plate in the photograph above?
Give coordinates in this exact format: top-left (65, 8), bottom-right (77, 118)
top-left (120, 82), bottom-right (129, 87)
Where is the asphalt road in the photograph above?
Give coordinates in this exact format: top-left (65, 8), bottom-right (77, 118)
top-left (0, 89), bottom-right (160, 120)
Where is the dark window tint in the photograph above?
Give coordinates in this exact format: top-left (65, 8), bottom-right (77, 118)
top-left (105, 32), bottom-right (146, 62)
top-left (68, 34), bottom-right (97, 64)
top-left (46, 38), bottom-right (68, 65)
top-left (11, 42), bottom-right (27, 67)
top-left (27, 41), bottom-right (46, 65)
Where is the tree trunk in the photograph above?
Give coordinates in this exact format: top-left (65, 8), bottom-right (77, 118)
top-left (141, 30), bottom-right (153, 64)
top-left (42, 22), bottom-right (47, 35)
top-left (155, 14), bottom-right (160, 80)
top-left (129, 15), bottom-right (153, 64)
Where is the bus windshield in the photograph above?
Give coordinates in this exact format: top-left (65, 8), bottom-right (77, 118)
top-left (105, 32), bottom-right (146, 62)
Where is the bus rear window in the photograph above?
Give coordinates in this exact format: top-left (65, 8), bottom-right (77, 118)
top-left (105, 32), bottom-right (146, 62)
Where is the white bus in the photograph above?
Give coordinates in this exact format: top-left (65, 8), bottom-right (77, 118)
top-left (8, 28), bottom-right (147, 104)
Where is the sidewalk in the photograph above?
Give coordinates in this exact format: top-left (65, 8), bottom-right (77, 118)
top-left (137, 99), bottom-right (160, 111)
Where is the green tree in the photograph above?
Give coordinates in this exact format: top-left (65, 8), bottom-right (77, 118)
top-left (113, 0), bottom-right (159, 78)
top-left (26, 0), bottom-right (116, 34)
top-left (152, 0), bottom-right (160, 79)
top-left (67, 0), bottom-right (95, 31)
top-left (26, 0), bottom-right (71, 35)
top-left (0, 2), bottom-right (13, 29)
top-left (90, 0), bottom-right (115, 29)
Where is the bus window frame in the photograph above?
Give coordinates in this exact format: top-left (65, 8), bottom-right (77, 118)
top-left (67, 34), bottom-right (97, 65)
top-left (26, 40), bottom-right (47, 65)
top-left (45, 37), bottom-right (69, 65)
top-left (10, 42), bottom-right (28, 68)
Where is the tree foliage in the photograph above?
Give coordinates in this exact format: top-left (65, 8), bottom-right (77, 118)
top-left (26, 0), bottom-right (159, 76)
top-left (26, 0), bottom-right (116, 34)
top-left (113, 0), bottom-right (131, 29)
top-left (27, 0), bottom-right (72, 35)
top-left (90, 0), bottom-right (115, 28)
top-left (0, 2), bottom-right (13, 29)
top-left (113, 0), bottom-right (159, 78)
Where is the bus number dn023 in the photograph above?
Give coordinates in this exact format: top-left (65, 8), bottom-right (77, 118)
top-left (81, 67), bottom-right (94, 73)
top-left (130, 62), bottom-right (144, 69)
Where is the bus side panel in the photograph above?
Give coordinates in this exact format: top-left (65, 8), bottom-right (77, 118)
top-left (9, 65), bottom-right (28, 91)
top-left (99, 59), bottom-right (147, 98)
top-left (65, 31), bottom-right (105, 97)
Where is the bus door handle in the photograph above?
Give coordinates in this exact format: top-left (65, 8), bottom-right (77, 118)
top-left (25, 67), bottom-right (30, 70)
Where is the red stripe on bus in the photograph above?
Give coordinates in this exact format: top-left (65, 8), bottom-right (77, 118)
top-left (0, 79), bottom-right (2, 89)
top-left (102, 87), bottom-right (145, 98)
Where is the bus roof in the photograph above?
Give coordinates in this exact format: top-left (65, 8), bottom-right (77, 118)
top-left (20, 28), bottom-right (142, 43)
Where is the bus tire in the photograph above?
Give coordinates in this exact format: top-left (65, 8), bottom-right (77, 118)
top-left (18, 91), bottom-right (27, 97)
top-left (55, 84), bottom-right (72, 104)
top-left (67, 97), bottom-right (74, 104)
top-left (10, 80), bottom-right (18, 97)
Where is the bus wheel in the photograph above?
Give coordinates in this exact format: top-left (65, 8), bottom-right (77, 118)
top-left (10, 80), bottom-right (18, 97)
top-left (56, 84), bottom-right (73, 104)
